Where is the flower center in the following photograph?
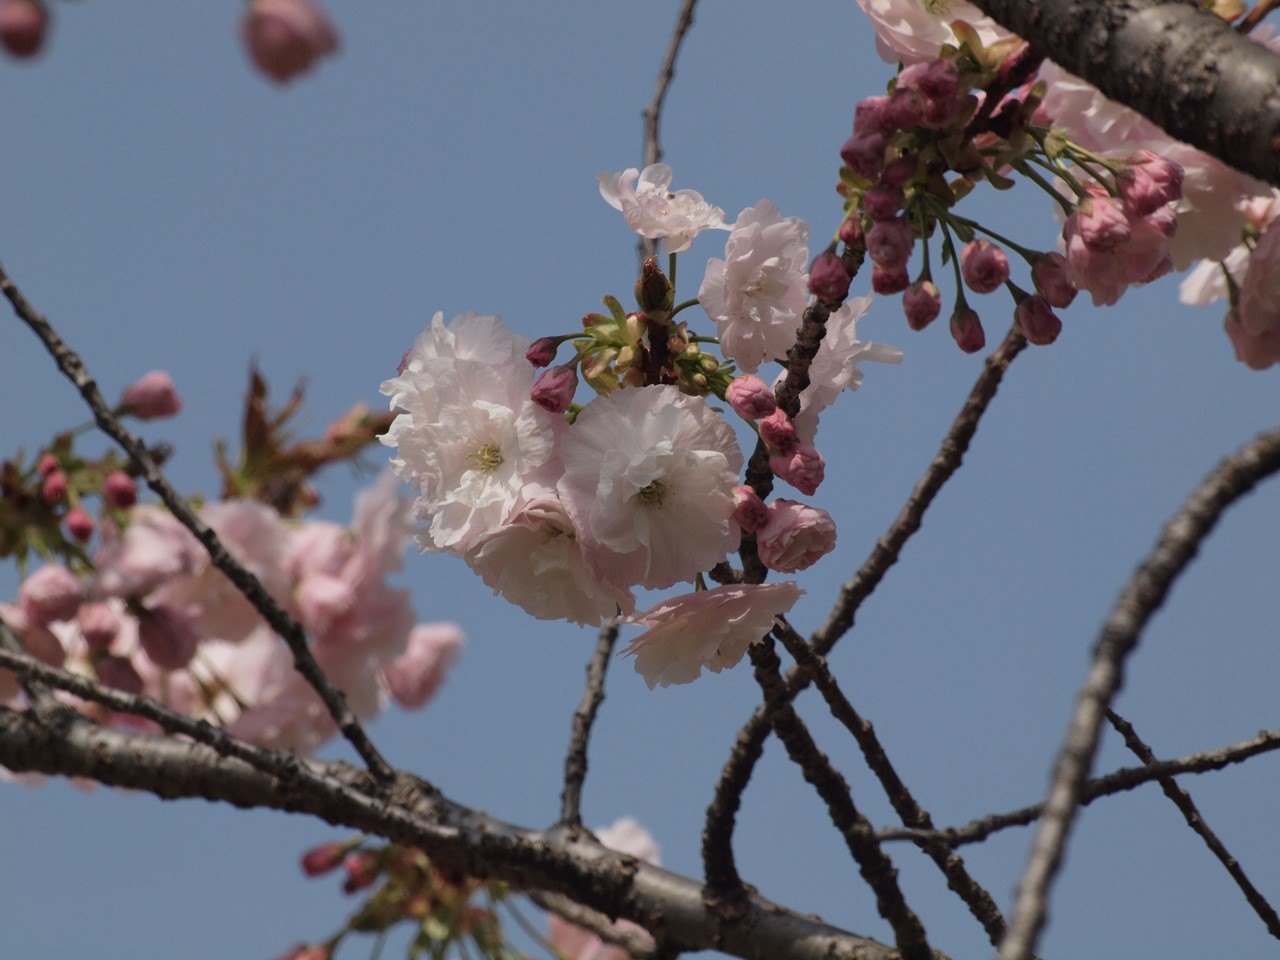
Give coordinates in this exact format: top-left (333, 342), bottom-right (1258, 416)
top-left (468, 442), bottom-right (504, 473)
top-left (923, 0), bottom-right (950, 13)
top-left (635, 479), bottom-right (667, 507)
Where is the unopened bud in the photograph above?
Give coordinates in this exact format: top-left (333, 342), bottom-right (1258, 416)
top-left (725, 376), bottom-right (777, 420)
top-left (102, 471), bottom-right (139, 509)
top-left (120, 370), bottom-right (182, 420)
top-left (0, 0), bottom-right (48, 59)
top-left (1015, 295), bottom-right (1063, 345)
top-left (732, 485), bottom-right (769, 533)
top-left (301, 842), bottom-right (349, 877)
top-left (66, 506), bottom-right (96, 543)
top-left (525, 337), bottom-right (559, 368)
top-left (769, 443), bottom-right (826, 496)
top-left (42, 469), bottom-right (68, 504)
top-left (903, 280), bottom-right (942, 330)
top-left (530, 364), bottom-right (578, 415)
top-left (949, 307), bottom-right (986, 353)
top-left (635, 257), bottom-right (674, 313)
top-left (808, 251), bottom-right (851, 304)
top-left (960, 240), bottom-right (1010, 294)
top-left (758, 409), bottom-right (799, 456)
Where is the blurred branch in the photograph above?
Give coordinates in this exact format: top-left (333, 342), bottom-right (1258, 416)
top-left (747, 635), bottom-right (933, 960)
top-left (638, 0), bottom-right (700, 265)
top-left (999, 425), bottom-right (1280, 960)
top-left (559, 622), bottom-right (620, 827)
top-left (772, 619), bottom-right (1006, 947)
top-left (0, 703), bottom-right (913, 960)
top-left (529, 891), bottom-right (659, 960)
top-left (878, 726), bottom-right (1280, 847)
top-left (967, 0), bottom-right (1280, 187)
top-left (1105, 708), bottom-right (1280, 939)
top-left (705, 323), bottom-right (1027, 886)
top-left (0, 260), bottom-right (395, 783)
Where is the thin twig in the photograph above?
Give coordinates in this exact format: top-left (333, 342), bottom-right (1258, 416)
top-left (559, 622), bottom-right (620, 826)
top-left (1237, 0), bottom-right (1280, 34)
top-left (637, 0), bottom-right (699, 265)
top-left (748, 635), bottom-right (933, 960)
top-left (704, 323), bottom-right (1027, 887)
top-left (773, 619), bottom-right (1006, 947)
top-left (1105, 708), bottom-right (1280, 939)
top-left (878, 727), bottom-right (1280, 848)
top-left (529, 891), bottom-right (659, 960)
top-left (998, 426), bottom-right (1280, 960)
top-left (0, 260), bottom-right (394, 783)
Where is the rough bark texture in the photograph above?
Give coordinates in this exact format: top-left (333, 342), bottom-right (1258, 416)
top-left (968, 0), bottom-right (1280, 186)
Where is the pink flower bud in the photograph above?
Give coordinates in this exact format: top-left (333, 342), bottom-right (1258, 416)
top-left (871, 263), bottom-right (910, 295)
top-left (808, 251), bottom-right (851, 303)
top-left (880, 155), bottom-right (918, 189)
top-left (1142, 204), bottom-right (1178, 238)
top-left (138, 604), bottom-right (200, 671)
top-left (1031, 253), bottom-right (1077, 308)
top-left (1015, 295), bottom-right (1063, 346)
top-left (853, 96), bottom-right (892, 136)
top-left (862, 183), bottom-right (903, 222)
top-left (78, 602), bottom-right (121, 652)
top-left (301, 842), bottom-right (349, 877)
top-left (837, 216), bottom-right (863, 245)
top-left (950, 307), bottom-right (986, 353)
top-left (882, 89), bottom-right (923, 130)
top-left (102, 471), bottom-right (138, 509)
top-left (525, 337), bottom-right (559, 368)
top-left (120, 370), bottom-right (182, 420)
top-left (0, 0), bottom-right (47, 59)
top-left (725, 375), bottom-right (777, 420)
top-left (19, 564), bottom-right (83, 626)
top-left (840, 132), bottom-right (886, 180)
top-left (903, 280), bottom-right (942, 330)
top-left (342, 851), bottom-right (379, 893)
top-left (41, 469), bottom-right (67, 504)
top-left (960, 240), bottom-right (1010, 294)
top-left (1072, 196), bottom-right (1131, 252)
top-left (241, 0), bottom-right (339, 85)
top-left (66, 506), bottom-right (96, 543)
top-left (732, 485), bottom-right (769, 533)
top-left (899, 58), bottom-right (960, 101)
top-left (36, 452), bottom-right (59, 477)
top-left (530, 364), bottom-right (578, 414)
top-left (865, 218), bottom-right (914, 270)
top-left (1117, 150), bottom-right (1184, 216)
top-left (758, 409), bottom-right (799, 456)
top-left (96, 656), bottom-right (144, 695)
top-left (769, 443), bottom-right (825, 496)
top-left (757, 500), bottom-right (837, 573)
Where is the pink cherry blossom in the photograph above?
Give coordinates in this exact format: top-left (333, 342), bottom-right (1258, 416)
top-left (904, 280), bottom-right (942, 330)
top-left (1235, 219), bottom-right (1280, 339)
top-left (854, 0), bottom-right (1014, 64)
top-left (18, 563), bottom-right (82, 626)
top-left (241, 0), bottom-right (339, 85)
top-left (597, 164), bottom-right (729, 254)
top-left (379, 622), bottom-right (464, 710)
top-left (725, 375), bottom-right (778, 421)
top-left (769, 443), bottom-right (825, 496)
top-left (119, 370), bottom-right (182, 420)
top-left (530, 364), bottom-right (578, 414)
top-left (557, 386), bottom-right (743, 592)
top-left (621, 582), bottom-right (803, 688)
top-left (756, 500), bottom-right (837, 573)
top-left (1223, 312), bottom-right (1280, 370)
top-left (960, 240), bottom-right (1010, 294)
top-left (1031, 253), bottom-right (1078, 308)
top-left (699, 200), bottom-right (810, 373)
top-left (732, 485), bottom-right (769, 534)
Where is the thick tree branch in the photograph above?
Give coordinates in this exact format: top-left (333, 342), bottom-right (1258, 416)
top-left (0, 705), bottom-right (914, 960)
top-left (967, 0), bottom-right (1280, 187)
top-left (998, 425), bottom-right (1280, 960)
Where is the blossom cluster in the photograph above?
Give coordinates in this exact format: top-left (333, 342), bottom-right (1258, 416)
top-left (1, 373), bottom-right (461, 752)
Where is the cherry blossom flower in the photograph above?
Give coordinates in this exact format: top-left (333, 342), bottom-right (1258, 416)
top-left (548, 818), bottom-right (659, 960)
top-left (379, 622), bottom-right (464, 709)
top-left (119, 370), bottom-right (182, 420)
top-left (241, 0), bottom-right (339, 85)
top-left (598, 164), bottom-right (729, 254)
top-left (756, 500), bottom-right (837, 573)
top-left (18, 563), bottom-right (82, 626)
top-left (557, 386), bottom-right (743, 592)
top-left (621, 582), bottom-right (803, 688)
top-left (699, 200), bottom-right (809, 373)
top-left (854, 0), bottom-right (1013, 64)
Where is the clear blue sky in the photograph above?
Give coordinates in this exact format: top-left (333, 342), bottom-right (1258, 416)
top-left (1, 2), bottom-right (1278, 959)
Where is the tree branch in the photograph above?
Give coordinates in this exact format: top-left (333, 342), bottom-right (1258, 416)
top-left (0, 260), bottom-right (394, 783)
top-left (967, 0), bottom-right (1280, 187)
top-left (559, 622), bottom-right (619, 827)
top-left (998, 425), bottom-right (1280, 960)
top-left (0, 704), bottom-right (915, 960)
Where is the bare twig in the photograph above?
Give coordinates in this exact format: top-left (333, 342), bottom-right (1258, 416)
top-left (637, 0), bottom-right (700, 264)
top-left (704, 323), bottom-right (1027, 886)
top-left (1105, 708), bottom-right (1280, 939)
top-left (559, 622), bottom-right (620, 827)
top-left (773, 619), bottom-right (1006, 947)
top-left (878, 727), bottom-right (1280, 848)
top-left (748, 635), bottom-right (933, 960)
top-left (998, 426), bottom-right (1280, 960)
top-left (1237, 0), bottom-right (1280, 35)
top-left (530, 891), bottom-right (659, 960)
top-left (0, 260), bottom-right (394, 783)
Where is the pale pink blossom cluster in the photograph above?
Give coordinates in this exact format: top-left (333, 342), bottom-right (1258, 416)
top-left (1, 474), bottom-right (462, 751)
top-left (548, 818), bottom-right (660, 960)
top-left (854, 0), bottom-right (1013, 64)
top-left (598, 164), bottom-right (731, 254)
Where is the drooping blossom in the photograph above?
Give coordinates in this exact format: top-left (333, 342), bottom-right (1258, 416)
top-left (598, 164), bottom-right (730, 254)
top-left (1015, 295), bottom-right (1063, 346)
top-left (781, 296), bottom-right (903, 443)
top-left (769, 442), bottom-right (825, 496)
top-left (557, 386), bottom-right (743, 592)
top-left (621, 582), bottom-right (803, 688)
top-left (756, 500), bottom-right (837, 573)
top-left (1061, 187), bottom-right (1174, 307)
top-left (548, 818), bottom-right (659, 960)
top-left (1222, 218), bottom-right (1280, 369)
top-left (699, 200), bottom-right (810, 373)
top-left (960, 240), bottom-right (1010, 294)
top-left (854, 0), bottom-right (1014, 64)
top-left (241, 0), bottom-right (339, 84)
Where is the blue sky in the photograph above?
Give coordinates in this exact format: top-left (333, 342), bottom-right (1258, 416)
top-left (1, 2), bottom-right (1278, 959)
